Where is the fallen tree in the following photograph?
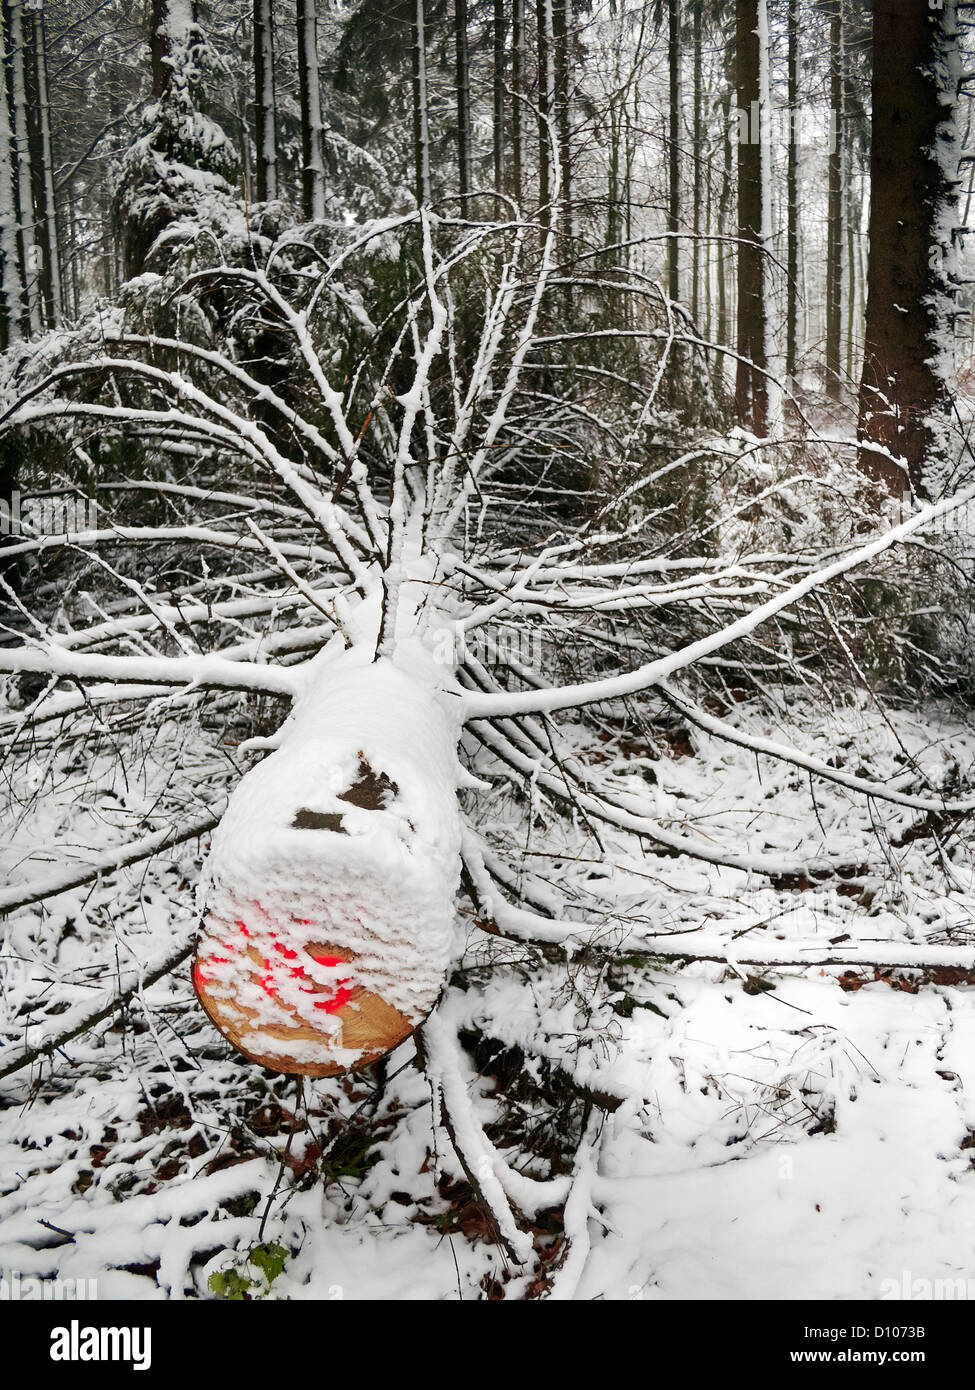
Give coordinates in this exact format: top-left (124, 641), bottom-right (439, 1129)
top-left (3, 195), bottom-right (975, 1278)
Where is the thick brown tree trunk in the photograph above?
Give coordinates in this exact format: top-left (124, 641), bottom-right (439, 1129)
top-left (857, 0), bottom-right (960, 497)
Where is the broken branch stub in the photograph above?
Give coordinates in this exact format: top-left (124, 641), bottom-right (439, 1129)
top-left (194, 658), bottom-right (463, 1076)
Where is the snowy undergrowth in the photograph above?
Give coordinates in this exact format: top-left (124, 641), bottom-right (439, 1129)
top-left (2, 690), bottom-right (975, 1299)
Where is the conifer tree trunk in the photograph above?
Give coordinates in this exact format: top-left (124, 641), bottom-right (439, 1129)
top-left (253, 0), bottom-right (278, 202)
top-left (857, 0), bottom-right (961, 497)
top-left (536, 0), bottom-right (553, 230)
top-left (734, 0), bottom-right (768, 433)
top-left (715, 84), bottom-right (732, 397)
top-left (667, 0), bottom-right (680, 302)
top-left (511, 0), bottom-right (523, 204)
top-left (825, 0), bottom-right (844, 399)
top-left (785, 0), bottom-right (799, 383)
top-left (691, 0), bottom-right (702, 325)
top-left (296, 0), bottom-right (326, 220)
top-left (6, 0), bottom-right (40, 336)
top-left (0, 9), bottom-right (23, 348)
top-left (412, 0), bottom-right (432, 207)
top-left (552, 0), bottom-right (571, 255)
top-left (493, 0), bottom-right (504, 196)
top-left (454, 0), bottom-right (472, 214)
top-left (27, 0), bottom-right (59, 325)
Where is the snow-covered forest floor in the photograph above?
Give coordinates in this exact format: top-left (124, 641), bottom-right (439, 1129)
top-left (3, 685), bottom-right (974, 1300)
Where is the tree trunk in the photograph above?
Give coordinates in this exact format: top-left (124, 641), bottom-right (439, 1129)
top-left (454, 0), bottom-right (472, 215)
top-left (715, 85), bottom-right (732, 398)
top-left (27, 0), bottom-right (60, 325)
top-left (552, 0), bottom-right (571, 258)
top-left (411, 0), bottom-right (432, 207)
top-left (536, 0), bottom-right (552, 231)
top-left (195, 659), bottom-right (462, 1078)
top-left (857, 0), bottom-right (960, 497)
top-left (253, 0), bottom-right (278, 202)
top-left (691, 0), bottom-right (702, 325)
top-left (0, 7), bottom-right (22, 347)
top-left (785, 0), bottom-right (799, 383)
top-left (296, 0), bottom-right (326, 220)
top-left (734, 0), bottom-right (768, 433)
top-left (667, 0), bottom-right (680, 302)
top-left (493, 0), bottom-right (504, 197)
top-left (825, 1), bottom-right (844, 399)
top-left (511, 0), bottom-right (523, 204)
top-left (6, 0), bottom-right (39, 336)
top-left (150, 0), bottom-right (168, 98)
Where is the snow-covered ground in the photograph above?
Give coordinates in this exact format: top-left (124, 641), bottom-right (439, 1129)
top-left (2, 690), bottom-right (975, 1299)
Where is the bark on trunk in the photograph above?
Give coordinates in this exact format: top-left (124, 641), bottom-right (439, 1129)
top-left (6, 0), bottom-right (39, 336)
top-left (253, 0), bottom-right (278, 202)
top-left (785, 0), bottom-right (799, 383)
top-left (454, 0), bottom-right (472, 215)
top-left (0, 5), bottom-right (23, 345)
top-left (667, 0), bottom-right (680, 303)
top-left (734, 0), bottom-right (768, 433)
top-left (511, 0), bottom-right (523, 203)
top-left (857, 0), bottom-right (960, 496)
top-left (411, 0), bottom-right (432, 207)
top-left (553, 0), bottom-right (571, 259)
top-left (692, 0), bottom-right (702, 325)
top-left (296, 0), bottom-right (326, 220)
top-left (536, 0), bottom-right (552, 230)
top-left (825, 1), bottom-right (844, 399)
top-left (27, 0), bottom-right (60, 325)
top-left (493, 0), bottom-right (504, 196)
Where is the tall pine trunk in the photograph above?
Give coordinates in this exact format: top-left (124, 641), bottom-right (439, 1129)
top-left (454, 0), bottom-right (472, 215)
top-left (493, 0), bottom-right (504, 197)
top-left (734, 0), bottom-right (768, 433)
top-left (253, 0), bottom-right (278, 202)
top-left (785, 0), bottom-right (799, 383)
top-left (411, 0), bottom-right (432, 207)
top-left (0, 10), bottom-right (21, 337)
top-left (511, 0), bottom-right (523, 204)
top-left (667, 0), bottom-right (680, 302)
top-left (825, 1), bottom-right (844, 399)
top-left (6, 0), bottom-right (39, 336)
top-left (691, 1), bottom-right (702, 324)
top-left (27, 1), bottom-right (59, 325)
top-left (536, 0), bottom-right (553, 231)
top-left (857, 0), bottom-right (961, 497)
top-left (296, 0), bottom-right (326, 221)
top-left (715, 85), bottom-right (732, 398)
top-left (552, 0), bottom-right (571, 258)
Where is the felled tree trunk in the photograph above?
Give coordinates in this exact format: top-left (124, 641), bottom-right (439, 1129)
top-left (194, 656), bottom-right (463, 1076)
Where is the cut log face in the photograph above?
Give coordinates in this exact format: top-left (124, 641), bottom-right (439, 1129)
top-left (194, 657), bottom-right (463, 1076)
top-left (193, 933), bottom-right (415, 1077)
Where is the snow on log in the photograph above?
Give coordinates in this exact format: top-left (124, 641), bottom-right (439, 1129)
top-left (194, 656), bottom-right (463, 1076)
